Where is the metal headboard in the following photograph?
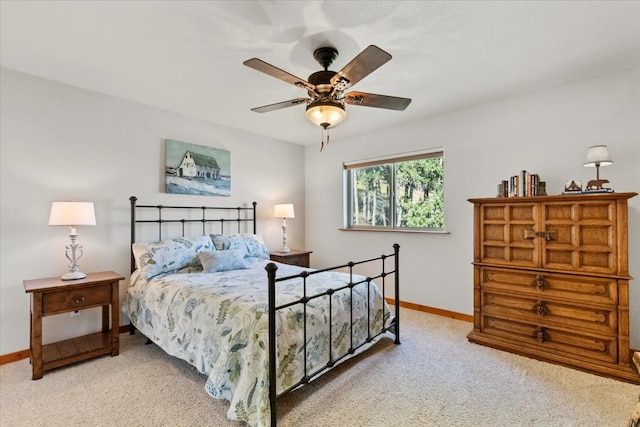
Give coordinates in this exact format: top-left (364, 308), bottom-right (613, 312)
top-left (129, 196), bottom-right (257, 273)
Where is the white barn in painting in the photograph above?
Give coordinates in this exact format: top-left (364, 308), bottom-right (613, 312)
top-left (176, 151), bottom-right (220, 180)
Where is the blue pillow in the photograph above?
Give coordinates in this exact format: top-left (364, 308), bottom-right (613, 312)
top-left (209, 233), bottom-right (269, 259)
top-left (198, 249), bottom-right (249, 273)
top-left (132, 235), bottom-right (214, 278)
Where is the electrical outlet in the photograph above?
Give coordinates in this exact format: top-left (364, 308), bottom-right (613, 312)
top-left (70, 310), bottom-right (81, 317)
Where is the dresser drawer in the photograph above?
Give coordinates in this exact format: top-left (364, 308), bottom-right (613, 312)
top-left (482, 290), bottom-right (616, 336)
top-left (42, 284), bottom-right (112, 314)
top-left (480, 267), bottom-right (617, 306)
top-left (481, 314), bottom-right (617, 364)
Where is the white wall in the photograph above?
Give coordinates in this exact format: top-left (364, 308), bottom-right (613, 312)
top-left (304, 68), bottom-right (640, 348)
top-left (0, 68), bottom-right (305, 355)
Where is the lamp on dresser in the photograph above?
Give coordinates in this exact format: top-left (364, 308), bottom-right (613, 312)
top-left (48, 201), bottom-right (96, 280)
top-left (584, 145), bottom-right (613, 190)
top-left (273, 203), bottom-right (295, 253)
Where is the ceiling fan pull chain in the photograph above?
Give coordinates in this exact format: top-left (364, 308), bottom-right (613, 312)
top-left (320, 124), bottom-right (330, 151)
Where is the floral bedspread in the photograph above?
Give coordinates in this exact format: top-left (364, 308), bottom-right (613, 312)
top-left (122, 258), bottom-right (393, 427)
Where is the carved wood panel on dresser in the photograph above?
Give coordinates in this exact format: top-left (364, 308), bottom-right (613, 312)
top-left (467, 192), bottom-right (638, 383)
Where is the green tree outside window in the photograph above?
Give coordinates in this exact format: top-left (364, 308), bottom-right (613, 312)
top-left (345, 151), bottom-right (444, 230)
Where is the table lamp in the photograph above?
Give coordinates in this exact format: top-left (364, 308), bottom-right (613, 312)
top-left (49, 201), bottom-right (96, 280)
top-left (584, 145), bottom-right (613, 190)
top-left (273, 204), bottom-right (294, 253)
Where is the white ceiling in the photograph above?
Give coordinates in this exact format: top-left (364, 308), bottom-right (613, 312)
top-left (2, 1), bottom-right (640, 145)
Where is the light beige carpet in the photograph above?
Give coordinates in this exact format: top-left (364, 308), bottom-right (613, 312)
top-left (1, 308), bottom-right (638, 427)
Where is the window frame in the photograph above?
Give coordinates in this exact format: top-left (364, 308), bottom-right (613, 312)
top-left (342, 148), bottom-right (445, 233)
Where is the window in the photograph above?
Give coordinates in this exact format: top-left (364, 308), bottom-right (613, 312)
top-left (343, 149), bottom-right (444, 231)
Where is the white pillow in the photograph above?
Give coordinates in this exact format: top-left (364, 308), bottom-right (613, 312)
top-left (132, 235), bottom-right (214, 279)
top-left (198, 249), bottom-right (249, 273)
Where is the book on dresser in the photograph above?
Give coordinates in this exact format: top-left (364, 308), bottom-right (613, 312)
top-left (498, 170), bottom-right (545, 197)
top-left (467, 192), bottom-right (638, 384)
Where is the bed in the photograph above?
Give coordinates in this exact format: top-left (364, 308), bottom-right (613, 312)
top-left (122, 197), bottom-right (400, 426)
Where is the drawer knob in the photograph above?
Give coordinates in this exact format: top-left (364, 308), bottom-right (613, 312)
top-left (533, 326), bottom-right (549, 343)
top-left (533, 275), bottom-right (547, 291)
top-left (536, 301), bottom-right (548, 316)
top-left (74, 296), bottom-right (86, 305)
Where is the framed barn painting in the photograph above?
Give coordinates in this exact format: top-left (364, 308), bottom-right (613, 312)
top-left (165, 139), bottom-right (231, 196)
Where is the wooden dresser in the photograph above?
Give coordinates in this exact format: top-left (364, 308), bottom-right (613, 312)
top-left (467, 192), bottom-right (638, 383)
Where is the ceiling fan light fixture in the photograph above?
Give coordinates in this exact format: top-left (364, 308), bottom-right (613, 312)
top-left (305, 100), bottom-right (346, 128)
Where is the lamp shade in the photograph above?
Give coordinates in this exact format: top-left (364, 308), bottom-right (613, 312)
top-left (305, 101), bottom-right (346, 128)
top-left (584, 145), bottom-right (613, 167)
top-left (49, 202), bottom-right (96, 226)
top-left (273, 204), bottom-right (295, 219)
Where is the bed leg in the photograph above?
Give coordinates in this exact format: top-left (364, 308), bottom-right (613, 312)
top-left (266, 262), bottom-right (278, 427)
top-left (129, 323), bottom-right (135, 335)
top-left (393, 243), bottom-right (401, 345)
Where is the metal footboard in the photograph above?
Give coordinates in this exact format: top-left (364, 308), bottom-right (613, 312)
top-left (266, 243), bottom-right (400, 426)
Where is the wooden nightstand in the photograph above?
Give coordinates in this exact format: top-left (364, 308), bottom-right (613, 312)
top-left (270, 250), bottom-right (312, 268)
top-left (23, 271), bottom-right (124, 380)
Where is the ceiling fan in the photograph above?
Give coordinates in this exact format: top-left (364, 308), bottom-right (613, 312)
top-left (243, 45), bottom-right (412, 149)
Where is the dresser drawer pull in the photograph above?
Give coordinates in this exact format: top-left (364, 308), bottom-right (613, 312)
top-left (532, 275), bottom-right (547, 291)
top-left (74, 296), bottom-right (86, 305)
top-left (536, 301), bottom-right (548, 316)
top-left (533, 326), bottom-right (549, 343)
top-left (524, 229), bottom-right (556, 241)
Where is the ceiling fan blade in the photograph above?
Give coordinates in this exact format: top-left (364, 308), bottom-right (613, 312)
top-left (330, 45), bottom-right (392, 91)
top-left (243, 58), bottom-right (315, 91)
top-left (250, 98), bottom-right (308, 113)
top-left (343, 91), bottom-right (412, 110)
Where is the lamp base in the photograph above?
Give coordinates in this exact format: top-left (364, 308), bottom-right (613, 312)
top-left (281, 222), bottom-right (290, 253)
top-left (61, 271), bottom-right (87, 281)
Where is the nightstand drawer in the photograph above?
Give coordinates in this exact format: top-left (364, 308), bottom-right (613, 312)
top-left (42, 284), bottom-right (112, 314)
top-left (276, 256), bottom-right (307, 267)
top-left (270, 250), bottom-right (312, 268)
